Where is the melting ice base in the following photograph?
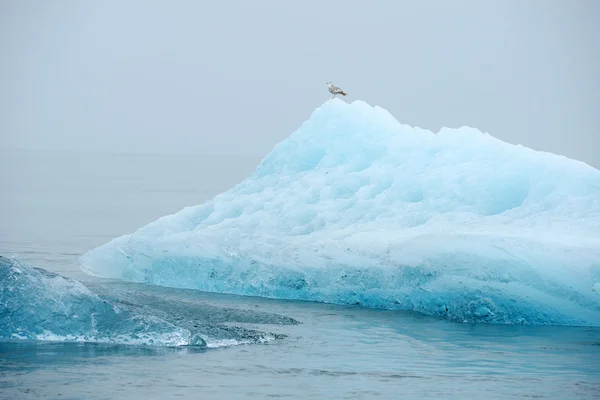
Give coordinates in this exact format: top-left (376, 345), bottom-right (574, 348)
top-left (0, 256), bottom-right (296, 347)
top-left (81, 100), bottom-right (600, 326)
top-left (0, 256), bottom-right (196, 346)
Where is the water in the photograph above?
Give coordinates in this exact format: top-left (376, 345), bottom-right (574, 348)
top-left (1, 149), bottom-right (599, 399)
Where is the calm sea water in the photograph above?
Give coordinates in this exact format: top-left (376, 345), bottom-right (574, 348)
top-left (1, 149), bottom-right (599, 399)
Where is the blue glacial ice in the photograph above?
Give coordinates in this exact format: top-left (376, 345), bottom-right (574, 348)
top-left (0, 256), bottom-right (203, 346)
top-left (1, 256), bottom-right (292, 347)
top-left (81, 99), bottom-right (600, 327)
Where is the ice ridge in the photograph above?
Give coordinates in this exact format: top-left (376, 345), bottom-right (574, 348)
top-left (80, 99), bottom-right (600, 326)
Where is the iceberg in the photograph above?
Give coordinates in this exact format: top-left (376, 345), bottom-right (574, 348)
top-left (0, 256), bottom-right (291, 346)
top-left (0, 256), bottom-right (200, 346)
top-left (81, 99), bottom-right (600, 326)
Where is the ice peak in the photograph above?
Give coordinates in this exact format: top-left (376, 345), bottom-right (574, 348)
top-left (80, 100), bottom-right (600, 327)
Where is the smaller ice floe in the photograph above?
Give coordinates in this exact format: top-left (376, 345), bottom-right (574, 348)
top-left (0, 256), bottom-right (294, 347)
top-left (0, 256), bottom-right (201, 346)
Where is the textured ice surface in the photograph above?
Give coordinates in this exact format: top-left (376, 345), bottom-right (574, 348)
top-left (81, 100), bottom-right (600, 326)
top-left (0, 256), bottom-right (199, 346)
top-left (1, 256), bottom-right (293, 346)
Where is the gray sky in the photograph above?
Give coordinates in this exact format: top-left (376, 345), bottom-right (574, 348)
top-left (1, 0), bottom-right (599, 167)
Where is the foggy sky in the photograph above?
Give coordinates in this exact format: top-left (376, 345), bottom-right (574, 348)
top-left (1, 0), bottom-right (599, 168)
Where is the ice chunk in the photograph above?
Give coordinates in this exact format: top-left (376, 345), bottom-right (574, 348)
top-left (80, 99), bottom-right (600, 327)
top-left (0, 256), bottom-right (292, 347)
top-left (0, 256), bottom-right (203, 346)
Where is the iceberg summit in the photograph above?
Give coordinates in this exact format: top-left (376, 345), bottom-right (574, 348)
top-left (81, 100), bottom-right (600, 326)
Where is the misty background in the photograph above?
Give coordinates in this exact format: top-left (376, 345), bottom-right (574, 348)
top-left (1, 0), bottom-right (599, 168)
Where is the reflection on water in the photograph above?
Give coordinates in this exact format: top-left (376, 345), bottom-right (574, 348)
top-left (0, 340), bottom-right (207, 372)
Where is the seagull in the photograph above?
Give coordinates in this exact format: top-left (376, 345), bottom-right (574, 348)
top-left (327, 81), bottom-right (347, 99)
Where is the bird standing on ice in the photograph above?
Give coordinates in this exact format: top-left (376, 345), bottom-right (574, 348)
top-left (327, 81), bottom-right (347, 98)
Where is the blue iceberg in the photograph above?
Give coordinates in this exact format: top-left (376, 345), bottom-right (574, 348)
top-left (1, 256), bottom-right (294, 347)
top-left (81, 100), bottom-right (600, 326)
top-left (0, 256), bottom-right (204, 346)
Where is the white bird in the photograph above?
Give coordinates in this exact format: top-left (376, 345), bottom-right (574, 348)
top-left (327, 81), bottom-right (347, 98)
